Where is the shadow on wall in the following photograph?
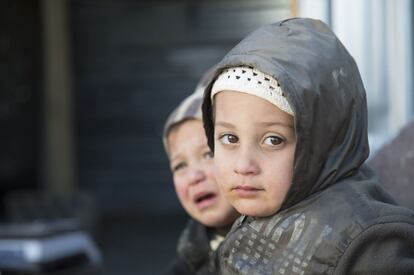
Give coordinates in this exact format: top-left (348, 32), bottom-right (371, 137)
top-left (369, 119), bottom-right (414, 210)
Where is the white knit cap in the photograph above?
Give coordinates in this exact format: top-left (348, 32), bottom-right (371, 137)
top-left (211, 66), bottom-right (294, 116)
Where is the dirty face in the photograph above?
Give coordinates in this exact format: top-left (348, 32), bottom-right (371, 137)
top-left (214, 91), bottom-right (296, 217)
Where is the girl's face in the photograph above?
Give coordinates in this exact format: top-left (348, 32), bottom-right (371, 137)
top-left (168, 119), bottom-right (239, 227)
top-left (214, 91), bottom-right (296, 217)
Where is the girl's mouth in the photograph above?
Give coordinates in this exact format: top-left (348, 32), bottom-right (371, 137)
top-left (232, 185), bottom-right (263, 198)
top-left (194, 192), bottom-right (217, 209)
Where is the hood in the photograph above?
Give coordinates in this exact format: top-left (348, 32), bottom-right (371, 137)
top-left (202, 18), bottom-right (370, 210)
top-left (163, 66), bottom-right (216, 155)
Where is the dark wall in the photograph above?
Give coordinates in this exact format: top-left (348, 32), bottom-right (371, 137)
top-left (71, 0), bottom-right (291, 217)
top-left (0, 1), bottom-right (42, 203)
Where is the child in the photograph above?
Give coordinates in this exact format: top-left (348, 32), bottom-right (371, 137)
top-left (162, 76), bottom-right (239, 274)
top-left (201, 18), bottom-right (414, 274)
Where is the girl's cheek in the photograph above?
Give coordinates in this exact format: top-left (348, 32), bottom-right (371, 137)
top-left (211, 166), bottom-right (218, 178)
top-left (216, 165), bottom-right (231, 188)
top-left (216, 154), bottom-right (231, 174)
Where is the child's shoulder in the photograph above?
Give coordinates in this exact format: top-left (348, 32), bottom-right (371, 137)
top-left (311, 176), bottom-right (414, 227)
top-left (219, 178), bottom-right (414, 274)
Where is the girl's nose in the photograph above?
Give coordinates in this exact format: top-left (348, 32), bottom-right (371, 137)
top-left (234, 148), bottom-right (260, 176)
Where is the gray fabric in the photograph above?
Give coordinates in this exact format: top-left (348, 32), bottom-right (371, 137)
top-left (162, 88), bottom-right (203, 155)
top-left (163, 66), bottom-right (216, 154)
top-left (201, 18), bottom-right (414, 274)
top-left (162, 220), bottom-right (218, 275)
top-left (177, 220), bottom-right (218, 274)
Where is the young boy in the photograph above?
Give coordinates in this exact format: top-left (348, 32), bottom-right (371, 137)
top-left (202, 18), bottom-right (414, 274)
top-left (162, 78), bottom-right (239, 274)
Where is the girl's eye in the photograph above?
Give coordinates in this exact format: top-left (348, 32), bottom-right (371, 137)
top-left (264, 136), bottom-right (283, 146)
top-left (172, 162), bottom-right (186, 172)
top-left (203, 151), bottom-right (213, 160)
top-left (219, 134), bottom-right (239, 144)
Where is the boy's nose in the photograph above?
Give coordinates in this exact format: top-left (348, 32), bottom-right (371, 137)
top-left (188, 166), bottom-right (206, 185)
top-left (234, 149), bottom-right (260, 176)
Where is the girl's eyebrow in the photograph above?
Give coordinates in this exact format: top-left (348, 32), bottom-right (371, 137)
top-left (216, 121), bottom-right (293, 129)
top-left (260, 121), bottom-right (294, 129)
top-left (215, 121), bottom-right (235, 129)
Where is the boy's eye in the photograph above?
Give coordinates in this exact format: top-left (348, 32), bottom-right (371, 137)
top-left (172, 162), bottom-right (186, 172)
top-left (264, 136), bottom-right (283, 146)
top-left (219, 134), bottom-right (239, 144)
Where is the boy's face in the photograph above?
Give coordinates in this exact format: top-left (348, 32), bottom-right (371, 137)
top-left (214, 91), bottom-right (296, 217)
top-left (168, 119), bottom-right (238, 227)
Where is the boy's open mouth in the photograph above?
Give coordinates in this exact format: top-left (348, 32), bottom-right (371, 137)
top-left (194, 192), bottom-right (217, 208)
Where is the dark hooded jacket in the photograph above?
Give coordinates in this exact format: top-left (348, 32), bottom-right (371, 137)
top-left (162, 219), bottom-right (219, 275)
top-left (202, 18), bottom-right (414, 274)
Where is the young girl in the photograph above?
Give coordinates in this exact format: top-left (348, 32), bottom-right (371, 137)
top-left (202, 18), bottom-right (414, 274)
top-left (162, 77), bottom-right (239, 274)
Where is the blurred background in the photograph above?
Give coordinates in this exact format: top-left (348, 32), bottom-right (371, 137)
top-left (0, 0), bottom-right (413, 274)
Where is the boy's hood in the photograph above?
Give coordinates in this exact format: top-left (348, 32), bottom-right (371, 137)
top-left (202, 18), bottom-right (370, 210)
top-left (163, 66), bottom-right (216, 155)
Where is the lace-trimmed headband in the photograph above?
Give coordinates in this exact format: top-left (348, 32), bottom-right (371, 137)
top-left (211, 66), bottom-right (294, 116)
